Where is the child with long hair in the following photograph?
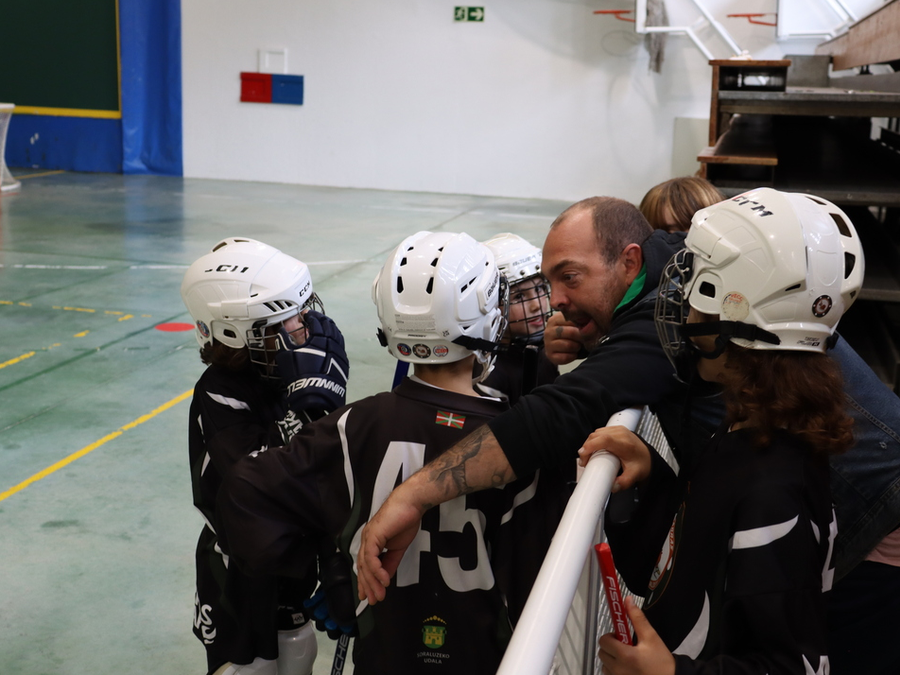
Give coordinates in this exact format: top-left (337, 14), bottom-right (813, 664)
top-left (579, 188), bottom-right (864, 674)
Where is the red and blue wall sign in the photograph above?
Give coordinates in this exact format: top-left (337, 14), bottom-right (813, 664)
top-left (240, 73), bottom-right (304, 105)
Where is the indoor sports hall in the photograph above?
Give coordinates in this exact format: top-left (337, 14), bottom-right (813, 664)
top-left (1, 1), bottom-right (898, 674)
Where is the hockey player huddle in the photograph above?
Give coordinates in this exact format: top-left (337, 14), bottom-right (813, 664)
top-left (183, 188), bottom-right (872, 675)
top-left (182, 230), bottom-right (564, 675)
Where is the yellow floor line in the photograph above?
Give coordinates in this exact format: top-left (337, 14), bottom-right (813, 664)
top-left (16, 170), bottom-right (66, 180)
top-left (0, 388), bottom-right (194, 503)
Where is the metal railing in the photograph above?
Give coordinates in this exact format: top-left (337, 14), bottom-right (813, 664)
top-left (497, 406), bottom-right (673, 675)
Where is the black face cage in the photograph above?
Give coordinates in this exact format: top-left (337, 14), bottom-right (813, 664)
top-left (655, 249), bottom-right (696, 382)
top-left (246, 293), bottom-right (325, 381)
top-left (505, 275), bottom-right (551, 348)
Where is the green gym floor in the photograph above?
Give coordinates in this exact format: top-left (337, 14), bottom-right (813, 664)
top-left (0, 171), bottom-right (569, 675)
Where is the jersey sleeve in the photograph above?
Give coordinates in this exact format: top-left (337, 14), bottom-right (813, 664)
top-left (489, 300), bottom-right (679, 477)
top-left (216, 407), bottom-right (352, 577)
top-left (193, 380), bottom-right (274, 475)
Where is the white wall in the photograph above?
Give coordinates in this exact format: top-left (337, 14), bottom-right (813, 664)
top-left (181, 0), bottom-right (883, 204)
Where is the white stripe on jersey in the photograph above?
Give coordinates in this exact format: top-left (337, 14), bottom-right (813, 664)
top-left (336, 408), bottom-right (355, 505)
top-left (500, 470), bottom-right (539, 525)
top-left (731, 515), bottom-right (798, 550)
top-left (206, 391), bottom-right (251, 410)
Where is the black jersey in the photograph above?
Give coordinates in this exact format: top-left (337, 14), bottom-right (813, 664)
top-left (476, 345), bottom-right (559, 406)
top-left (189, 363), bottom-right (318, 673)
top-left (606, 427), bottom-right (835, 675)
top-left (476, 346), bottom-right (572, 623)
top-left (218, 377), bottom-right (544, 675)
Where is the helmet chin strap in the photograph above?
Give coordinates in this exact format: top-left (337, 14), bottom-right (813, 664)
top-left (681, 320), bottom-right (781, 359)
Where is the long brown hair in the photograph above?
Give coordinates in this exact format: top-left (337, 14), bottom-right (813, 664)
top-left (199, 340), bottom-right (251, 371)
top-left (721, 344), bottom-right (853, 456)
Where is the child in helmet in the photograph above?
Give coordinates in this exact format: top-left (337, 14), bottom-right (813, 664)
top-left (217, 231), bottom-right (537, 674)
top-left (475, 232), bottom-right (574, 624)
top-left (181, 238), bottom-right (350, 675)
top-left (579, 188), bottom-right (863, 674)
top-left (476, 233), bottom-right (558, 404)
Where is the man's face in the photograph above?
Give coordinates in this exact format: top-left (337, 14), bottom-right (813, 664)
top-left (541, 208), bottom-right (630, 350)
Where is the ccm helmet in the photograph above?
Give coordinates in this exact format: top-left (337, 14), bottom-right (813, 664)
top-left (181, 238), bottom-right (323, 375)
top-left (373, 231), bottom-right (508, 375)
top-left (656, 188), bottom-right (864, 377)
top-left (483, 233), bottom-right (551, 345)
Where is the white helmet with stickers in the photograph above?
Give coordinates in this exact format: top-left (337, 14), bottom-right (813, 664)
top-left (373, 231), bottom-right (508, 372)
top-left (483, 232), bottom-right (542, 282)
top-left (483, 232), bottom-right (551, 346)
top-left (181, 237), bottom-right (322, 353)
top-left (656, 188), bottom-right (864, 370)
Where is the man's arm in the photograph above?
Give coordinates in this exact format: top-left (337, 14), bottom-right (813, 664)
top-left (356, 425), bottom-right (516, 604)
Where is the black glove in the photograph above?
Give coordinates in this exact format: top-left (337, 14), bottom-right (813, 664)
top-left (275, 310), bottom-right (349, 414)
top-left (303, 547), bottom-right (359, 639)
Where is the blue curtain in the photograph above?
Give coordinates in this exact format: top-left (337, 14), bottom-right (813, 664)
top-left (120, 0), bottom-right (183, 176)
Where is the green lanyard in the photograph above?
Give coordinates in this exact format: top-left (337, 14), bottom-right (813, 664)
top-left (614, 265), bottom-right (647, 313)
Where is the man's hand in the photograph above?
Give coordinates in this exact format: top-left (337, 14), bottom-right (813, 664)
top-left (544, 312), bottom-right (587, 366)
top-left (577, 426), bottom-right (652, 493)
top-left (357, 485), bottom-right (425, 605)
top-left (598, 598), bottom-right (675, 675)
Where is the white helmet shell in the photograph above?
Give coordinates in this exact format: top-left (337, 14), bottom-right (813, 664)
top-left (181, 237), bottom-right (316, 350)
top-left (483, 233), bottom-right (542, 283)
top-left (685, 188), bottom-right (864, 353)
top-left (372, 231), bottom-right (506, 367)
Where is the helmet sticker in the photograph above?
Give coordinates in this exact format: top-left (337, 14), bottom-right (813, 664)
top-left (721, 292), bottom-right (750, 321)
top-left (413, 344), bottom-right (431, 359)
top-left (197, 320), bottom-right (210, 338)
top-left (397, 343), bottom-right (412, 356)
top-left (433, 345), bottom-right (449, 358)
top-left (812, 295), bottom-right (833, 318)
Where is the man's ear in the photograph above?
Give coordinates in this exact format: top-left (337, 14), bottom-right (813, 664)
top-left (619, 243), bottom-right (644, 285)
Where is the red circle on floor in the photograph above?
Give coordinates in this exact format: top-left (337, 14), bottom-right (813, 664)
top-left (156, 322), bottom-right (195, 332)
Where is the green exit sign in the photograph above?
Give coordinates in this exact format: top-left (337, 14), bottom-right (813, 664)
top-left (454, 6), bottom-right (484, 22)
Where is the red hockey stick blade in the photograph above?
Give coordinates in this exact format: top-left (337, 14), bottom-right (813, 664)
top-left (594, 543), bottom-right (633, 645)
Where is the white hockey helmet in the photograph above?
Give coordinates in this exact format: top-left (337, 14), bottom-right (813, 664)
top-left (372, 231), bottom-right (508, 372)
top-left (483, 233), bottom-right (550, 345)
top-left (181, 237), bottom-right (322, 353)
top-left (483, 233), bottom-right (542, 282)
top-left (656, 188), bottom-right (864, 371)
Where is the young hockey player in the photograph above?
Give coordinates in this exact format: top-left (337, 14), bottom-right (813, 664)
top-left (217, 231), bottom-right (524, 674)
top-left (181, 237), bottom-right (350, 675)
top-left (476, 233), bottom-right (571, 624)
top-left (476, 233), bottom-right (557, 404)
top-left (579, 188), bottom-right (863, 675)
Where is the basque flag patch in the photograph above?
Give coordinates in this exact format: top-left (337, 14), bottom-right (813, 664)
top-left (435, 410), bottom-right (466, 429)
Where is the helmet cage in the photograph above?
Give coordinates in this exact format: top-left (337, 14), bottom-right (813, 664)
top-left (505, 275), bottom-right (551, 348)
top-left (655, 249), bottom-right (780, 383)
top-left (246, 293), bottom-right (324, 381)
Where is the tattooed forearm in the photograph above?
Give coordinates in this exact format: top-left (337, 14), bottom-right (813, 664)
top-left (426, 425), bottom-right (516, 499)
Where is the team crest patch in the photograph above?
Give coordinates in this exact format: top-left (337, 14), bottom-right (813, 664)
top-left (433, 345), bottom-right (449, 357)
top-left (413, 343), bottom-right (431, 358)
top-left (397, 343), bottom-right (412, 356)
top-left (197, 320), bottom-right (210, 338)
top-left (422, 615), bottom-right (447, 648)
top-left (435, 411), bottom-right (465, 429)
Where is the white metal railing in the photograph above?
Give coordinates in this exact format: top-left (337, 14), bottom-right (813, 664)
top-left (496, 408), bottom-right (643, 675)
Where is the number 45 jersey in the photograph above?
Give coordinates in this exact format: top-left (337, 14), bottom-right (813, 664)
top-left (218, 376), bottom-right (531, 675)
